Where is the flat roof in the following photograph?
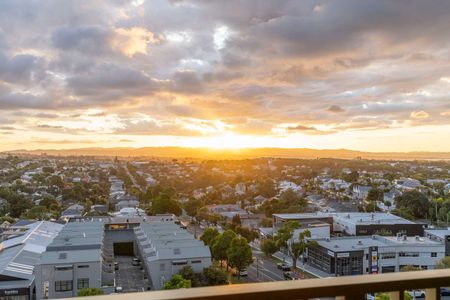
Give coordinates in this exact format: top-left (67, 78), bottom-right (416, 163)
top-left (272, 212), bottom-right (415, 225)
top-left (316, 235), bottom-right (442, 253)
top-left (333, 213), bottom-right (416, 225)
top-left (425, 229), bottom-right (450, 239)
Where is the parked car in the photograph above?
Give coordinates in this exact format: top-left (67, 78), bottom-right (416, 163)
top-left (232, 269), bottom-right (248, 277)
top-left (406, 290), bottom-right (425, 298)
top-left (132, 258), bottom-right (140, 266)
top-left (115, 286), bottom-right (123, 293)
top-left (441, 287), bottom-right (450, 296)
top-left (277, 262), bottom-right (291, 271)
top-left (114, 262), bottom-right (119, 270)
top-left (283, 271), bottom-right (300, 280)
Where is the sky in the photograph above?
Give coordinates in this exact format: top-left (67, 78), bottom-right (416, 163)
top-left (0, 0), bottom-right (449, 152)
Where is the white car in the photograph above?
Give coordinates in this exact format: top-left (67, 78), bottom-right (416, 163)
top-left (406, 290), bottom-right (425, 298)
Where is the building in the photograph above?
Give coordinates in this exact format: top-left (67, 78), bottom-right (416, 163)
top-left (272, 212), bottom-right (424, 236)
top-left (60, 204), bottom-right (84, 220)
top-left (307, 235), bottom-right (444, 277)
top-left (332, 213), bottom-right (424, 236)
top-left (115, 199), bottom-right (139, 211)
top-left (352, 185), bottom-right (371, 200)
top-left (35, 221), bottom-right (111, 299)
top-left (134, 222), bottom-right (211, 290)
top-left (0, 221), bottom-right (64, 300)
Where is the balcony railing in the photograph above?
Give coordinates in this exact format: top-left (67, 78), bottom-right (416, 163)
top-left (72, 269), bottom-right (450, 300)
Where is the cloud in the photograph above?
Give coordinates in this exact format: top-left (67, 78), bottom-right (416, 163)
top-left (327, 105), bottom-right (345, 113)
top-left (410, 110), bottom-right (430, 119)
top-left (0, 0), bottom-right (450, 145)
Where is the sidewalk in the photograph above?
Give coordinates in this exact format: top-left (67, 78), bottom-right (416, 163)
top-left (272, 251), bottom-right (329, 278)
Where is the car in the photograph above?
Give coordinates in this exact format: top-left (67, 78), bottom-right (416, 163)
top-left (406, 290), bottom-right (425, 298)
top-left (114, 262), bottom-right (119, 270)
top-left (132, 258), bottom-right (140, 266)
top-left (277, 263), bottom-right (291, 271)
top-left (115, 286), bottom-right (123, 293)
top-left (232, 269), bottom-right (248, 277)
top-left (283, 271), bottom-right (300, 280)
top-left (441, 287), bottom-right (450, 296)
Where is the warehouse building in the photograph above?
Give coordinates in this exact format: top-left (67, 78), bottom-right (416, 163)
top-left (0, 221), bottom-right (63, 300)
top-left (35, 221), bottom-right (111, 299)
top-left (134, 222), bottom-right (211, 290)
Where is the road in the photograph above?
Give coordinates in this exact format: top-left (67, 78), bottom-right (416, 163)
top-left (123, 163), bottom-right (142, 191)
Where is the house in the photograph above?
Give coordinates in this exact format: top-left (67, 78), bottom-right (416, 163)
top-left (115, 199), bottom-right (139, 211)
top-left (395, 178), bottom-right (422, 191)
top-left (90, 205), bottom-right (108, 214)
top-left (60, 204), bottom-right (85, 219)
top-left (235, 183), bottom-right (246, 195)
top-left (352, 185), bottom-right (371, 200)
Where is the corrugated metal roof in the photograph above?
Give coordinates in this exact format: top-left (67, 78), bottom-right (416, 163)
top-left (0, 221), bottom-right (63, 281)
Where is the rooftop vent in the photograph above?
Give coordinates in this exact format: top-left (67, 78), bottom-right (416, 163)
top-left (334, 245), bottom-right (339, 248)
top-left (173, 248), bottom-right (181, 255)
top-left (358, 240), bottom-right (363, 245)
top-left (59, 253), bottom-right (67, 259)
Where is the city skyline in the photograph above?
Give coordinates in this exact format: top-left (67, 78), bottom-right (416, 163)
top-left (1, 0), bottom-right (450, 152)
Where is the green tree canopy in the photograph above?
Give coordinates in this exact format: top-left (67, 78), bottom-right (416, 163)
top-left (200, 227), bottom-right (219, 247)
top-left (226, 236), bottom-right (253, 278)
top-left (395, 191), bottom-right (430, 219)
top-left (202, 266), bottom-right (228, 286)
top-left (260, 239), bottom-right (278, 257)
top-left (163, 275), bottom-right (191, 290)
top-left (212, 230), bottom-right (237, 264)
top-left (77, 288), bottom-right (104, 297)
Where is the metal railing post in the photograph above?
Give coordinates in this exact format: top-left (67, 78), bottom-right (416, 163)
top-left (425, 288), bottom-right (441, 300)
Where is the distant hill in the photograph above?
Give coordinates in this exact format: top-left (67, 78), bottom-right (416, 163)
top-left (4, 147), bottom-right (450, 161)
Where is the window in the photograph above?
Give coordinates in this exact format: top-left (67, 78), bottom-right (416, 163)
top-left (191, 260), bottom-right (202, 264)
top-left (381, 253), bottom-right (396, 259)
top-left (431, 252), bottom-right (437, 257)
top-left (78, 265), bottom-right (89, 269)
top-left (399, 252), bottom-right (419, 257)
top-left (55, 265), bottom-right (73, 271)
top-left (172, 260), bottom-right (187, 266)
top-left (77, 278), bottom-right (89, 289)
top-left (55, 280), bottom-right (73, 292)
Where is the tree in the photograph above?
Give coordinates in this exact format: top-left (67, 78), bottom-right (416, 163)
top-left (232, 214), bottom-right (241, 226)
top-left (25, 206), bottom-right (49, 220)
top-left (436, 257), bottom-right (450, 269)
top-left (275, 222), bottom-right (317, 271)
top-left (366, 188), bottom-right (383, 202)
top-left (77, 288), bottom-right (103, 297)
top-left (150, 193), bottom-right (182, 216)
top-left (178, 266), bottom-right (201, 287)
top-left (212, 230), bottom-right (237, 267)
top-left (395, 191), bottom-right (430, 219)
top-left (202, 266), bottom-right (228, 286)
top-left (261, 239), bottom-right (278, 257)
top-left (184, 198), bottom-right (202, 217)
top-left (227, 236), bottom-right (253, 279)
top-left (400, 265), bottom-right (421, 272)
top-left (163, 275), bottom-right (191, 290)
top-left (201, 227), bottom-right (219, 247)
top-left (343, 171), bottom-right (359, 183)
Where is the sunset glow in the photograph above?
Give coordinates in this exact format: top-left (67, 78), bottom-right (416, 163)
top-left (0, 1), bottom-right (449, 152)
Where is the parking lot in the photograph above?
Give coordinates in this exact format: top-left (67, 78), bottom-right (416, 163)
top-left (114, 256), bottom-right (148, 292)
